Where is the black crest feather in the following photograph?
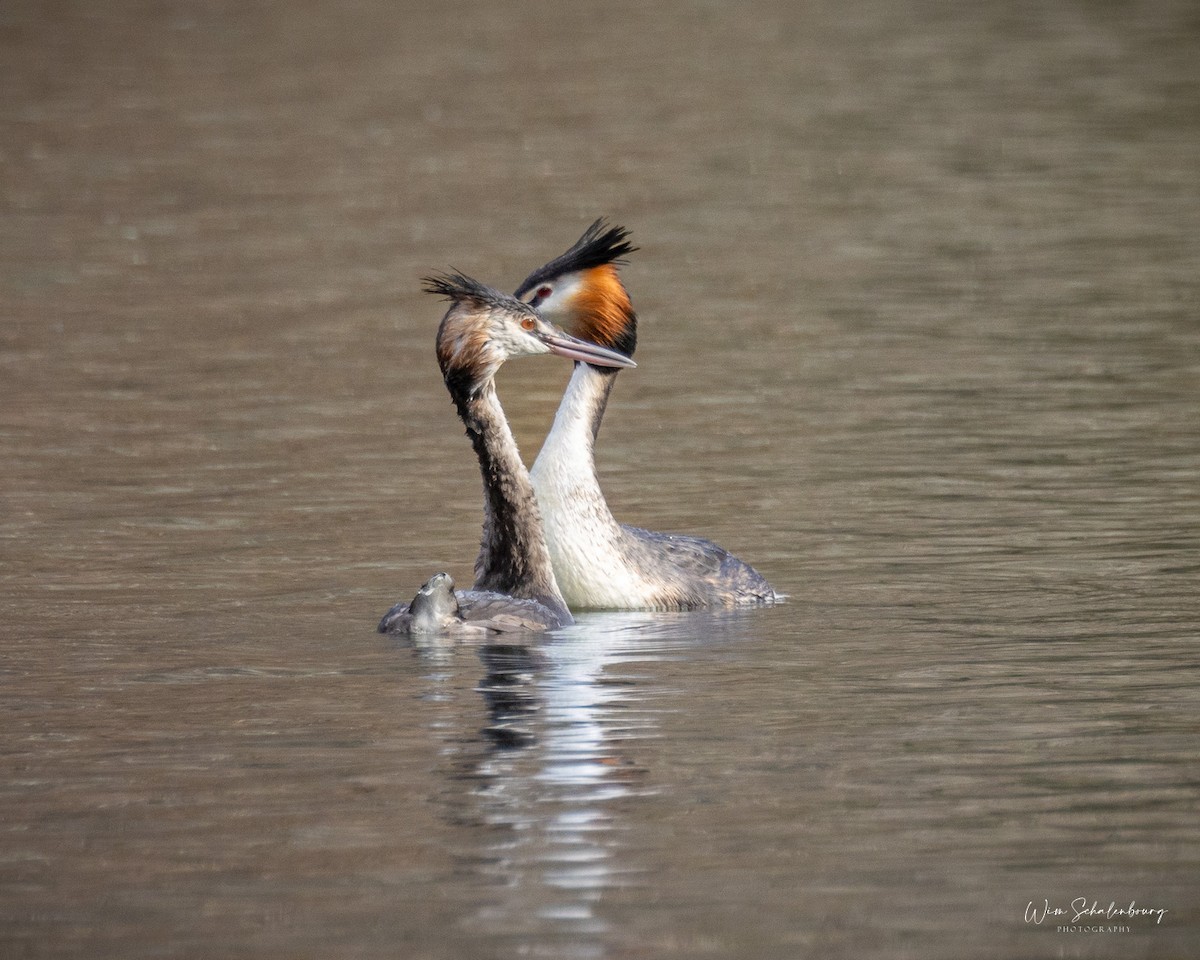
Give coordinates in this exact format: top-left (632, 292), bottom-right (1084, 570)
top-left (514, 219), bottom-right (637, 299)
top-left (422, 270), bottom-right (510, 306)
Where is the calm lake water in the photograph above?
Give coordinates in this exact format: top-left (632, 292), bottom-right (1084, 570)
top-left (2, 0), bottom-right (1198, 957)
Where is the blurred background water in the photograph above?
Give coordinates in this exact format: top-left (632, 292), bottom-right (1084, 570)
top-left (2, 0), bottom-right (1198, 957)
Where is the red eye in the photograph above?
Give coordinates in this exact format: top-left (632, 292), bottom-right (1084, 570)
top-left (520, 317), bottom-right (535, 331)
top-left (537, 286), bottom-right (552, 299)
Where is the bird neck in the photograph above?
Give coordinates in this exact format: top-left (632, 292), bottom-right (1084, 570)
top-left (452, 380), bottom-right (569, 617)
top-left (531, 363), bottom-right (620, 516)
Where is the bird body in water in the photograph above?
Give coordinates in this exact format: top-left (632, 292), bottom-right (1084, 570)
top-left (385, 573), bottom-right (563, 637)
top-left (379, 272), bottom-right (637, 635)
top-left (516, 220), bottom-right (777, 610)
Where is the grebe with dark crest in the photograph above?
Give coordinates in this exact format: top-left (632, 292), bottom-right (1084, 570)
top-left (379, 272), bottom-right (637, 635)
top-left (516, 220), bottom-right (777, 610)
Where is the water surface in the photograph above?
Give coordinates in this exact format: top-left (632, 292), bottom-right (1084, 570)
top-left (2, 0), bottom-right (1198, 957)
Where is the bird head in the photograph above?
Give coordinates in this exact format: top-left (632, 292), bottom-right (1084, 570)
top-left (410, 572), bottom-right (460, 620)
top-left (514, 219), bottom-right (639, 364)
top-left (425, 271), bottom-right (635, 398)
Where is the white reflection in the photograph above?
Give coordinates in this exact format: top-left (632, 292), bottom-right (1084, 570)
top-left (399, 609), bottom-right (756, 955)
top-left (414, 612), bottom-right (674, 952)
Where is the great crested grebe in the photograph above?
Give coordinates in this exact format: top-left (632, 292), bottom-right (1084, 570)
top-left (515, 220), bottom-right (777, 610)
top-left (378, 272), bottom-right (637, 634)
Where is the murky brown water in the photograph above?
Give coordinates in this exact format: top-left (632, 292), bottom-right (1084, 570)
top-left (3, 0), bottom-right (1198, 957)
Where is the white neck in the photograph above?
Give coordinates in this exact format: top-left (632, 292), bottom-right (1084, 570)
top-left (531, 364), bottom-right (614, 518)
top-left (531, 364), bottom-right (651, 608)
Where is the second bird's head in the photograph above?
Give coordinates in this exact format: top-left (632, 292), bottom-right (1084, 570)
top-left (514, 219), bottom-right (639, 365)
top-left (425, 271), bottom-right (635, 398)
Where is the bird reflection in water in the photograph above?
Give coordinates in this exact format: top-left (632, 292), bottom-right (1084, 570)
top-left (396, 617), bottom-right (668, 947)
top-left (476, 643), bottom-right (541, 750)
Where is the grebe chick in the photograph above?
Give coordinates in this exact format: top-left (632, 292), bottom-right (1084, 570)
top-left (378, 271), bottom-right (636, 634)
top-left (381, 573), bottom-right (564, 636)
top-left (384, 572), bottom-right (464, 634)
top-left (516, 219), bottom-right (777, 610)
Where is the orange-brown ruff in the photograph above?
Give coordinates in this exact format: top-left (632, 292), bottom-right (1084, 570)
top-left (571, 265), bottom-right (631, 352)
top-left (518, 219), bottom-right (777, 610)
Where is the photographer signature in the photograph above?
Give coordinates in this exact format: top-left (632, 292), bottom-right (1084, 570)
top-left (1025, 898), bottom-right (1167, 926)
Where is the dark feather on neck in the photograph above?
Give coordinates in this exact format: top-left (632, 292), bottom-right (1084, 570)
top-left (451, 380), bottom-right (567, 617)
